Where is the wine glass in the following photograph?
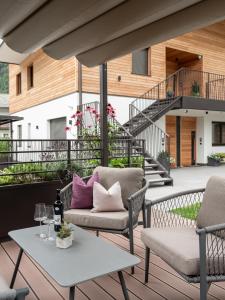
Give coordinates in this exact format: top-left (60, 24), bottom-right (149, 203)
top-left (43, 205), bottom-right (55, 241)
top-left (34, 203), bottom-right (47, 238)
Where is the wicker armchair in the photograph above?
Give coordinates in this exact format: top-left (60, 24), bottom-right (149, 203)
top-left (60, 168), bottom-right (148, 262)
top-left (142, 176), bottom-right (225, 300)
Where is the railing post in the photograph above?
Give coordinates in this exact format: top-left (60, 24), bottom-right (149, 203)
top-left (127, 139), bottom-right (131, 167)
top-left (67, 140), bottom-right (71, 169)
top-left (206, 73), bottom-right (210, 99)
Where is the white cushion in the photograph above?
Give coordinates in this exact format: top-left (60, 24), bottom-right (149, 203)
top-left (64, 209), bottom-right (129, 230)
top-left (92, 181), bottom-right (125, 212)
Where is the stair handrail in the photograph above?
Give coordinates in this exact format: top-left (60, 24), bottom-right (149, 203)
top-left (131, 67), bottom-right (185, 107)
top-left (130, 103), bottom-right (169, 139)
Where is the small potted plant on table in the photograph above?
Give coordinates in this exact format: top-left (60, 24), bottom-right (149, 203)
top-left (56, 223), bottom-right (73, 249)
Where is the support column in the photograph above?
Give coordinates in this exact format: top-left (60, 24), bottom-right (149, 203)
top-left (100, 63), bottom-right (108, 166)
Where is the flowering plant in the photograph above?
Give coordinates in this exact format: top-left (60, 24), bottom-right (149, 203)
top-left (65, 103), bottom-right (117, 138)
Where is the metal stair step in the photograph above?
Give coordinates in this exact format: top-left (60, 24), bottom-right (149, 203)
top-left (145, 170), bottom-right (166, 175)
top-left (144, 164), bottom-right (158, 169)
top-left (148, 178), bottom-right (173, 185)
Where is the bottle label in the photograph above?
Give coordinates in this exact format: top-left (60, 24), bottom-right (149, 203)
top-left (54, 215), bottom-right (61, 225)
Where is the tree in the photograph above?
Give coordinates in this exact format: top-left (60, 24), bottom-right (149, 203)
top-left (0, 63), bottom-right (9, 93)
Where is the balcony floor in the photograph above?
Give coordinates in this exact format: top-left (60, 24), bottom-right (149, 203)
top-left (1, 226), bottom-right (225, 300)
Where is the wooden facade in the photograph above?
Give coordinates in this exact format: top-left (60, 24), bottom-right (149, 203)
top-left (9, 21), bottom-right (225, 114)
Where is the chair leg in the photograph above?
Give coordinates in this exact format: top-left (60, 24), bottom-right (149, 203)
top-left (129, 227), bottom-right (134, 274)
top-left (145, 247), bottom-right (150, 283)
top-left (200, 278), bottom-right (208, 300)
top-left (142, 206), bottom-right (147, 228)
top-left (96, 230), bottom-right (99, 237)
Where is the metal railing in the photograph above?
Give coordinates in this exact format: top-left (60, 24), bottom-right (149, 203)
top-left (0, 138), bottom-right (145, 185)
top-left (130, 105), bottom-right (170, 160)
top-left (130, 68), bottom-right (225, 119)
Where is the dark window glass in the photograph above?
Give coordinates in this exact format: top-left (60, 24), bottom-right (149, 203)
top-left (212, 122), bottom-right (225, 145)
top-left (27, 64), bottom-right (34, 89)
top-left (16, 73), bottom-right (21, 95)
top-left (132, 48), bottom-right (149, 75)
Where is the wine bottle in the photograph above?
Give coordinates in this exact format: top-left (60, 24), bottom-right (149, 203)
top-left (54, 189), bottom-right (64, 232)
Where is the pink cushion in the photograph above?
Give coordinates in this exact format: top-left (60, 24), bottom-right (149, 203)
top-left (71, 173), bottom-right (99, 209)
top-left (92, 181), bottom-right (125, 212)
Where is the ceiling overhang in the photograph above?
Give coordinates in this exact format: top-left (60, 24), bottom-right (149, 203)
top-left (0, 0), bottom-right (225, 67)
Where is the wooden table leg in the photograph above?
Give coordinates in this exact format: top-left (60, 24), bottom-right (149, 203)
top-left (69, 286), bottom-right (75, 300)
top-left (10, 248), bottom-right (23, 288)
top-left (118, 271), bottom-right (130, 300)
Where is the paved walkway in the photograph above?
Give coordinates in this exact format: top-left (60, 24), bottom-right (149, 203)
top-left (146, 164), bottom-right (225, 200)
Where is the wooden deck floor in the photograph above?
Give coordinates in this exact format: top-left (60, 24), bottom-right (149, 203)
top-left (1, 226), bottom-right (225, 300)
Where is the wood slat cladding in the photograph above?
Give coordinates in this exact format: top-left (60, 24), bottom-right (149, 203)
top-left (9, 49), bottom-right (77, 113)
top-left (9, 21), bottom-right (225, 113)
top-left (181, 117), bottom-right (196, 167)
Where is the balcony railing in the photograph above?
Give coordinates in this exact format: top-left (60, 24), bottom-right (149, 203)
top-left (0, 138), bottom-right (145, 185)
top-left (131, 68), bottom-right (225, 112)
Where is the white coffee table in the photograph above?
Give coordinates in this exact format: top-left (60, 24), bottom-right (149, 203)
top-left (9, 225), bottom-right (140, 300)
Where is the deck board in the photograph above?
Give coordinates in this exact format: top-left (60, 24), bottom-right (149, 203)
top-left (1, 227), bottom-right (225, 300)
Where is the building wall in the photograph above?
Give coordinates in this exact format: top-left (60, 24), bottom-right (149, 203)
top-left (11, 92), bottom-right (133, 140)
top-left (9, 21), bottom-right (225, 114)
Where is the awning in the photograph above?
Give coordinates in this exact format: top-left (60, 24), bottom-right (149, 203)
top-left (0, 41), bottom-right (28, 64)
top-left (0, 116), bottom-right (23, 126)
top-left (1, 0), bottom-right (225, 67)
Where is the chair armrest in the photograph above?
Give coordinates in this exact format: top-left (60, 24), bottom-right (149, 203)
top-left (146, 188), bottom-right (205, 228)
top-left (127, 178), bottom-right (148, 226)
top-left (15, 288), bottom-right (29, 300)
top-left (196, 223), bottom-right (225, 277)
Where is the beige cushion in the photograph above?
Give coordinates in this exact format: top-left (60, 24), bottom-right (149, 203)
top-left (64, 209), bottom-right (129, 230)
top-left (94, 166), bottom-right (144, 208)
top-left (0, 275), bottom-right (16, 299)
top-left (141, 227), bottom-right (225, 276)
top-left (92, 181), bottom-right (125, 212)
top-left (197, 176), bottom-right (225, 232)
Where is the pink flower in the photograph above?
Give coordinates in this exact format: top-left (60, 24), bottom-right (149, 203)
top-left (64, 126), bottom-right (70, 131)
top-left (92, 109), bottom-right (97, 114)
top-left (86, 106), bottom-right (92, 111)
top-left (71, 114), bottom-right (76, 119)
top-left (87, 125), bottom-right (92, 128)
top-left (75, 120), bottom-right (81, 126)
top-left (76, 110), bottom-right (83, 117)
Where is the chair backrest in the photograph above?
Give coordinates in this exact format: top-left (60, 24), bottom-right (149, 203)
top-left (0, 275), bottom-right (16, 299)
top-left (197, 176), bottom-right (225, 234)
top-left (93, 166), bottom-right (144, 208)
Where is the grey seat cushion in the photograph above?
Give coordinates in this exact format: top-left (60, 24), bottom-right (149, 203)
top-left (0, 275), bottom-right (16, 300)
top-left (141, 228), bottom-right (198, 276)
top-left (141, 227), bottom-right (225, 276)
top-left (94, 166), bottom-right (144, 208)
top-left (197, 176), bottom-right (225, 233)
top-left (64, 209), bottom-right (129, 230)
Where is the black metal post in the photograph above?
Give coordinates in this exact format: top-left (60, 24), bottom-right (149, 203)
top-left (67, 140), bottom-right (71, 168)
top-left (100, 63), bottom-right (108, 166)
top-left (78, 61), bottom-right (83, 137)
top-left (10, 248), bottom-right (24, 288)
top-left (118, 271), bottom-right (130, 300)
top-left (69, 286), bottom-right (75, 300)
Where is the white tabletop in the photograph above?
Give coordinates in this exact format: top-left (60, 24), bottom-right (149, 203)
top-left (9, 225), bottom-right (140, 287)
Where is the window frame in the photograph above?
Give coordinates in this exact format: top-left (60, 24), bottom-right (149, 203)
top-left (16, 73), bottom-right (22, 95)
top-left (212, 121), bottom-right (225, 146)
top-left (27, 64), bottom-right (34, 89)
top-left (131, 48), bottom-right (151, 76)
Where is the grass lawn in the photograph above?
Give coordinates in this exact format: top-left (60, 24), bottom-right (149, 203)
top-left (171, 202), bottom-right (201, 220)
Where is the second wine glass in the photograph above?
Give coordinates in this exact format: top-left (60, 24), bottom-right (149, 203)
top-left (34, 203), bottom-right (47, 239)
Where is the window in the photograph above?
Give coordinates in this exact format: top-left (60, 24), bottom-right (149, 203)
top-left (16, 73), bottom-right (22, 95)
top-left (212, 122), bottom-right (225, 145)
top-left (27, 64), bottom-right (34, 89)
top-left (132, 48), bottom-right (150, 76)
top-left (17, 125), bottom-right (22, 146)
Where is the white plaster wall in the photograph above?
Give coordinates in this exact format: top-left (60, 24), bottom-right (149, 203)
top-left (11, 92), bottom-right (134, 139)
